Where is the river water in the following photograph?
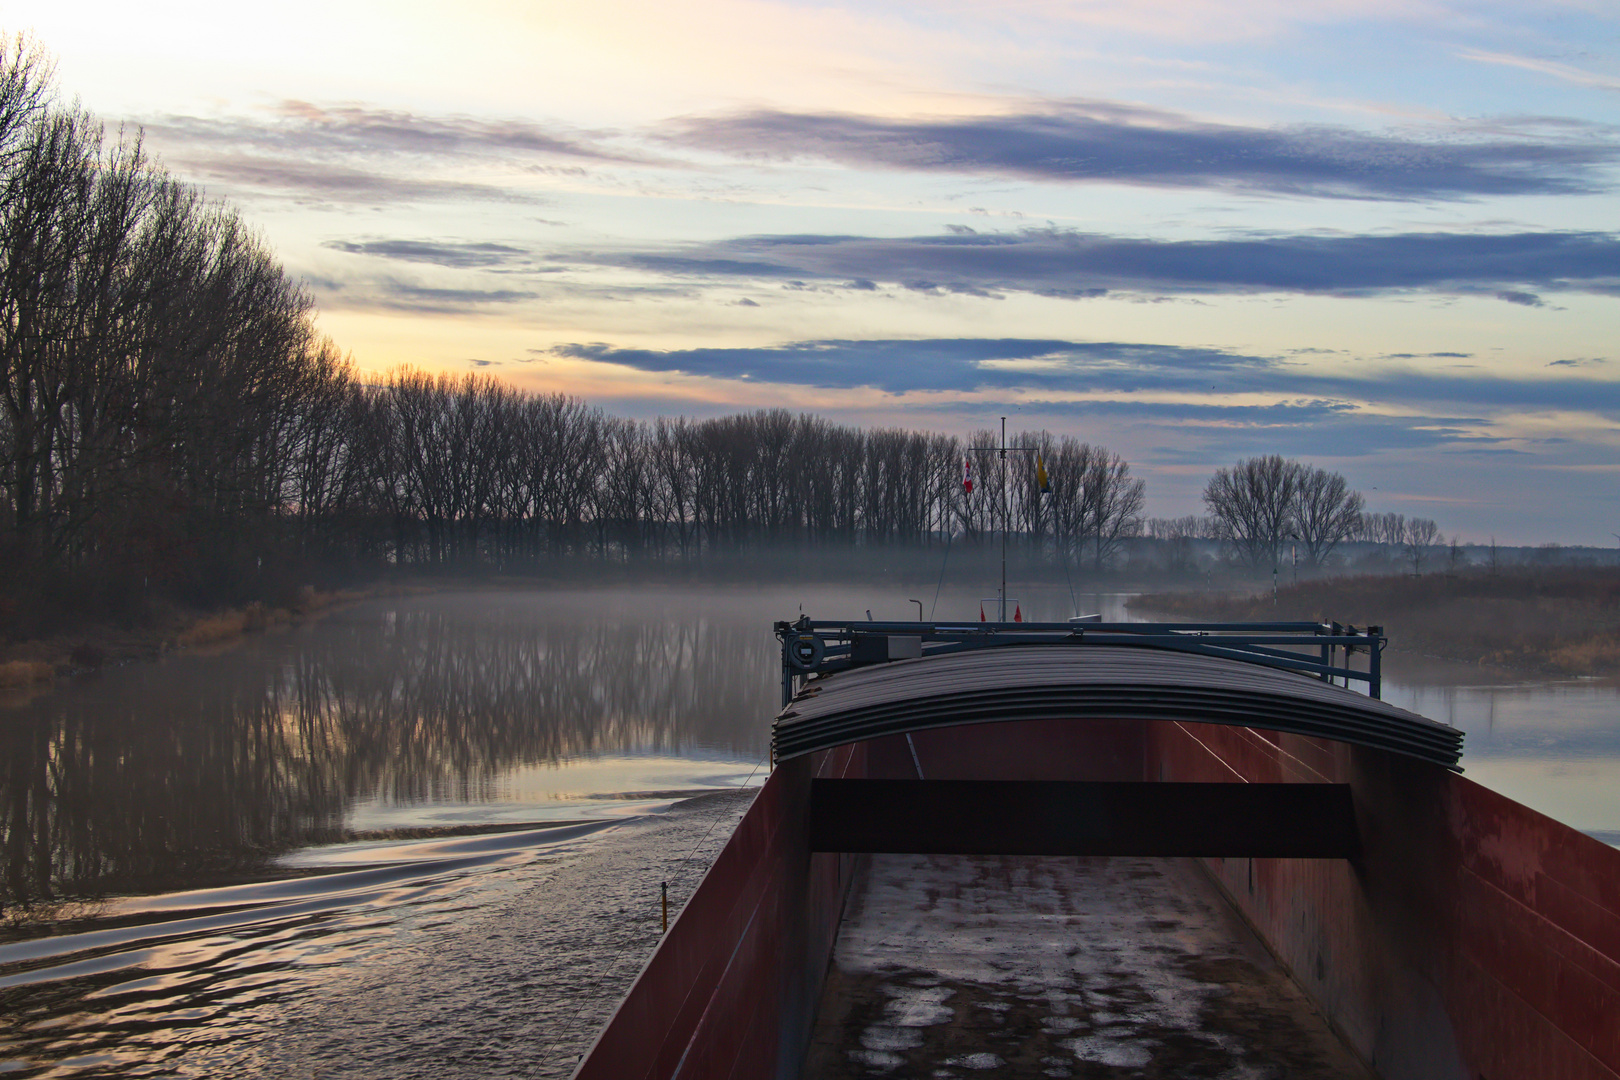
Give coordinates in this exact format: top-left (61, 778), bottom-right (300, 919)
top-left (0, 584), bottom-right (1615, 1078)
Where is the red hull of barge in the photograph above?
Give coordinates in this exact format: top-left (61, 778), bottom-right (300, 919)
top-left (574, 718), bottom-right (1620, 1080)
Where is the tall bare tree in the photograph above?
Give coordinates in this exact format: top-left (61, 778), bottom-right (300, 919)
top-left (1291, 466), bottom-right (1365, 568)
top-left (1403, 517), bottom-right (1440, 574)
top-left (1203, 455), bottom-right (1300, 571)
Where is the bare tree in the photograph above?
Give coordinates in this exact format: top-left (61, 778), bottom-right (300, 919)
top-left (1202, 455), bottom-right (1299, 571)
top-left (0, 34), bottom-right (51, 171)
top-left (1446, 534), bottom-right (1466, 575)
top-left (1402, 517), bottom-right (1441, 574)
top-left (1290, 466), bottom-right (1365, 569)
top-left (1080, 448), bottom-right (1145, 572)
top-left (1354, 510), bottom-right (1406, 546)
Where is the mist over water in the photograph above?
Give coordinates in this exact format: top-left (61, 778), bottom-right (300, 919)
top-left (0, 582), bottom-right (1613, 1077)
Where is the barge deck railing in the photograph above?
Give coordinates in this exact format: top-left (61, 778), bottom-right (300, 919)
top-left (775, 618), bottom-right (1385, 708)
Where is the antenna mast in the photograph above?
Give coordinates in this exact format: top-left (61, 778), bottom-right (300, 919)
top-left (966, 417), bottom-right (1043, 621)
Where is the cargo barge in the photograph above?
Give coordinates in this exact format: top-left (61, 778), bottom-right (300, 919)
top-left (572, 619), bottom-right (1620, 1079)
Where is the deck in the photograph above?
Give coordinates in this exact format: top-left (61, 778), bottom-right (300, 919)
top-left (804, 853), bottom-right (1375, 1079)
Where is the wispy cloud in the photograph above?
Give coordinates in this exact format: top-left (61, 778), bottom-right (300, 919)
top-left (323, 239), bottom-right (533, 269)
top-left (565, 228), bottom-right (1620, 301)
top-left (170, 156), bottom-right (537, 205)
top-left (985, 399), bottom-right (1508, 460)
top-left (553, 336), bottom-right (1620, 418)
top-left (312, 278), bottom-right (540, 315)
top-left (570, 336), bottom-right (1544, 459)
top-left (148, 100), bottom-right (648, 164)
top-left (1459, 49), bottom-right (1620, 93)
top-left (667, 103), bottom-right (1620, 200)
top-left (554, 338), bottom-right (1268, 393)
top-left (141, 100), bottom-right (657, 204)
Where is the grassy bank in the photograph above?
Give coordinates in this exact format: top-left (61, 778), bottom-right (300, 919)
top-left (0, 586), bottom-right (378, 691)
top-left (1134, 568), bottom-right (1620, 677)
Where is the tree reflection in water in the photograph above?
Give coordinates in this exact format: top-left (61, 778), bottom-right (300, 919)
top-left (0, 591), bottom-right (777, 906)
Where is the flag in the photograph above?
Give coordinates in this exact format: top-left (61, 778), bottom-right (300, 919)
top-left (1014, 604), bottom-right (1023, 622)
top-left (963, 457), bottom-right (973, 495)
top-left (1036, 453), bottom-right (1050, 495)
top-left (979, 602), bottom-right (986, 622)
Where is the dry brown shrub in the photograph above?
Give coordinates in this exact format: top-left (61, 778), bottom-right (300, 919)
top-left (1546, 635), bottom-right (1620, 677)
top-left (242, 602), bottom-right (268, 632)
top-left (176, 611), bottom-right (247, 648)
top-left (1135, 567), bottom-right (1620, 674)
top-left (0, 660), bottom-right (55, 688)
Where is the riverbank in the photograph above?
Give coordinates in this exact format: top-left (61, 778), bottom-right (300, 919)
top-left (1134, 567), bottom-right (1620, 677)
top-left (0, 584), bottom-right (394, 691)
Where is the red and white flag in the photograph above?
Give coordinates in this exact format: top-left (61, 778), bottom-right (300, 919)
top-left (962, 457), bottom-right (973, 495)
top-left (1013, 604), bottom-right (1023, 623)
top-left (979, 602), bottom-right (986, 622)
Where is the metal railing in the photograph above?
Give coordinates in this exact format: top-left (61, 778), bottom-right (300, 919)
top-left (774, 617), bottom-right (1385, 707)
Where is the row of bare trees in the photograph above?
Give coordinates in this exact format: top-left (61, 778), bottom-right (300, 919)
top-left (283, 368), bottom-right (1148, 570)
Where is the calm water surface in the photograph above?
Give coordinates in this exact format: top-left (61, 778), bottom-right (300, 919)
top-left (0, 584), bottom-right (1615, 1077)
top-left (1382, 654), bottom-right (1620, 844)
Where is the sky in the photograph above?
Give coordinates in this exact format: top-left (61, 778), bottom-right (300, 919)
top-left (10, 0), bottom-right (1620, 544)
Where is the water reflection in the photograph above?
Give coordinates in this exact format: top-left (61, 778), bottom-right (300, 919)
top-left (0, 590), bottom-right (779, 907)
top-left (5, 586), bottom-right (1616, 909)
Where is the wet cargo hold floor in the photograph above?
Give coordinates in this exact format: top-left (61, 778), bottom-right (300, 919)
top-left (804, 854), bottom-right (1377, 1079)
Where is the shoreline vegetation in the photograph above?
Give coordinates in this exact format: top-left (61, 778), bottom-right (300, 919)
top-left (1134, 567), bottom-right (1620, 678)
top-left (0, 584), bottom-right (380, 692)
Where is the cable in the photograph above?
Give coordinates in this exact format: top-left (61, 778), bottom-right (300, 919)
top-left (674, 755), bottom-right (767, 869)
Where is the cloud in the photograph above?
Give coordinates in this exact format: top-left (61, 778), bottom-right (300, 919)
top-left (141, 100), bottom-right (660, 204)
top-left (148, 100), bottom-right (647, 165)
top-left (566, 228), bottom-right (1620, 301)
top-left (992, 399), bottom-right (1510, 459)
top-left (1458, 49), bottom-right (1620, 94)
top-left (666, 103), bottom-right (1620, 200)
top-left (552, 338), bottom-right (1270, 394)
top-left (324, 239), bottom-right (532, 268)
top-left (314, 279), bottom-right (540, 314)
top-left (172, 155), bottom-right (535, 205)
top-left (553, 336), bottom-right (1620, 418)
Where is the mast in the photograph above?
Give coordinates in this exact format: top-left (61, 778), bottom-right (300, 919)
top-left (966, 418), bottom-right (1038, 623)
top-left (1000, 417), bottom-right (1007, 621)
